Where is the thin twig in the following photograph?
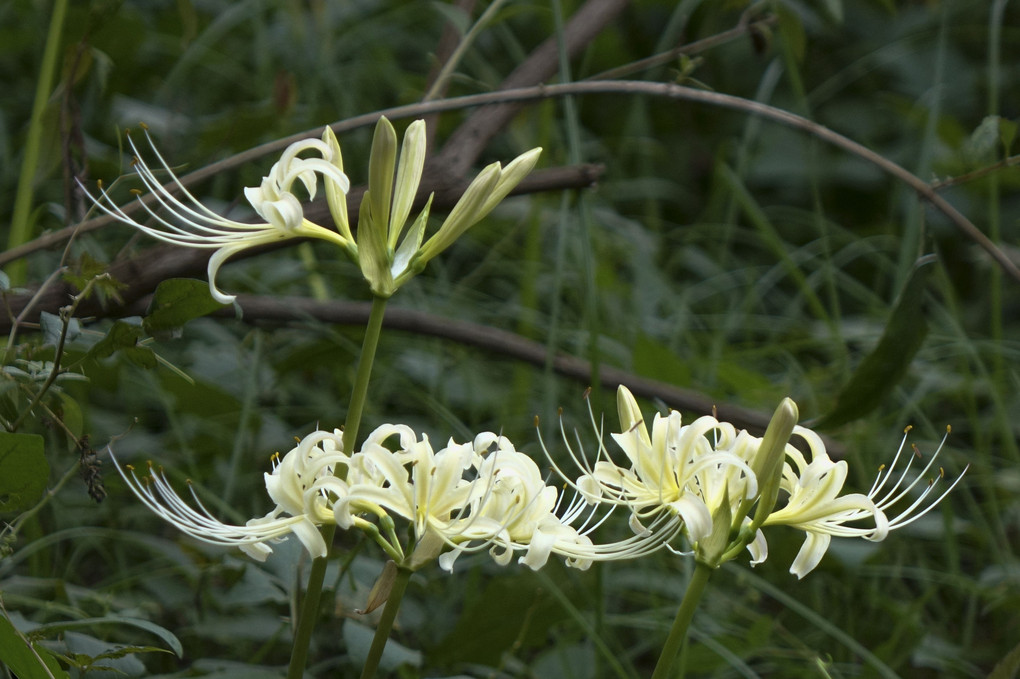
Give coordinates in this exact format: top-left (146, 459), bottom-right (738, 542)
top-left (10, 81), bottom-right (1017, 282)
top-left (930, 153), bottom-right (1020, 190)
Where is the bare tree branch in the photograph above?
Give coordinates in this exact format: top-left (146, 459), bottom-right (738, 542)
top-left (121, 293), bottom-right (835, 454)
top-left (117, 293), bottom-right (796, 437)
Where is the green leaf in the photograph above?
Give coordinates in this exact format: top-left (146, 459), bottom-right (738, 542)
top-left (56, 390), bottom-right (84, 439)
top-left (813, 257), bottom-right (935, 430)
top-left (344, 621), bottom-right (421, 672)
top-left (39, 312), bottom-right (80, 347)
top-left (86, 321), bottom-right (158, 370)
top-left (776, 4), bottom-right (806, 63)
top-left (28, 617), bottom-right (183, 658)
top-left (142, 278), bottom-right (227, 335)
top-left (966, 115), bottom-right (1001, 163)
top-left (0, 610), bottom-right (70, 679)
top-left (0, 431), bottom-right (48, 513)
top-left (87, 321), bottom-right (145, 361)
top-left (999, 117), bottom-right (1018, 155)
top-left (989, 638), bottom-right (1020, 679)
top-left (122, 346), bottom-right (158, 369)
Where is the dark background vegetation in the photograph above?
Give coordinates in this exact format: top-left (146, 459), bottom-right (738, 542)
top-left (2, 0), bottom-right (1019, 677)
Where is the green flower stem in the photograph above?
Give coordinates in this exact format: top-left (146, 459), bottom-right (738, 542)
top-left (359, 564), bottom-right (412, 679)
top-left (7, 0), bottom-right (68, 285)
top-left (651, 561), bottom-right (714, 679)
top-left (287, 294), bottom-right (389, 679)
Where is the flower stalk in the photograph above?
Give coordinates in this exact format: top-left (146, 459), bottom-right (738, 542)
top-left (360, 564), bottom-right (413, 679)
top-left (651, 561), bottom-right (713, 679)
top-left (287, 294), bottom-right (388, 679)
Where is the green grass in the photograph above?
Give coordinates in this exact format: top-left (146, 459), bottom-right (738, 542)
top-left (2, 1), bottom-right (1018, 677)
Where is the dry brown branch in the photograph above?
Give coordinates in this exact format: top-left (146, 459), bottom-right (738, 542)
top-left (148, 293), bottom-right (783, 436)
top-left (0, 163), bottom-right (603, 335)
top-left (115, 293), bottom-right (834, 454)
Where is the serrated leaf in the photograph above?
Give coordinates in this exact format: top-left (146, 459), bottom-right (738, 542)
top-left (0, 431), bottom-right (48, 512)
top-left (28, 617), bottom-right (182, 658)
top-left (0, 609), bottom-right (70, 679)
top-left (143, 278), bottom-right (227, 335)
top-left (813, 257), bottom-right (935, 430)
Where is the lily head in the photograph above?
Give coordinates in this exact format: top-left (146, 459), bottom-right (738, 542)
top-left (108, 440), bottom-right (334, 562)
top-left (84, 126), bottom-right (354, 304)
top-left (763, 425), bottom-right (967, 578)
top-left (560, 386), bottom-right (757, 545)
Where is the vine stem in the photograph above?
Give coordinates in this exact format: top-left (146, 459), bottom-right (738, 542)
top-left (286, 295), bottom-right (389, 679)
top-left (650, 561), bottom-right (714, 679)
top-left (359, 565), bottom-right (412, 679)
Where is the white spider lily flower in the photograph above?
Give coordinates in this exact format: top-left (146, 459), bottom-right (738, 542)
top-left (85, 126), bottom-right (353, 304)
top-left (559, 386), bottom-right (757, 544)
top-left (763, 425), bottom-right (968, 578)
top-left (109, 448), bottom-right (327, 562)
top-left (336, 425), bottom-right (596, 572)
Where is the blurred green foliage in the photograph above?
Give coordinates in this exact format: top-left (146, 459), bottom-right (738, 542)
top-left (2, 0), bottom-right (1019, 677)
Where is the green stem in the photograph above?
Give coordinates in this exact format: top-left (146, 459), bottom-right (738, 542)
top-left (359, 565), bottom-right (412, 679)
top-left (422, 0), bottom-right (509, 102)
top-left (286, 295), bottom-right (389, 679)
top-left (7, 0), bottom-right (68, 285)
top-left (651, 562), bottom-right (714, 679)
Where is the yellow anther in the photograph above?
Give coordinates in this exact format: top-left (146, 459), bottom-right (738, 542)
top-left (946, 424), bottom-right (952, 434)
top-left (534, 415), bottom-right (540, 426)
top-left (583, 386), bottom-right (592, 400)
top-left (130, 189), bottom-right (142, 196)
top-left (904, 424), bottom-right (913, 434)
top-left (939, 467), bottom-right (945, 478)
top-left (97, 179), bottom-right (104, 189)
top-left (877, 464), bottom-right (886, 472)
top-left (139, 121), bottom-right (149, 131)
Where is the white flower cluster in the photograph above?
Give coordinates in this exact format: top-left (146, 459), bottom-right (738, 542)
top-left (546, 386), bottom-right (967, 578)
top-left (112, 425), bottom-right (609, 572)
top-left (112, 388), bottom-right (965, 578)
